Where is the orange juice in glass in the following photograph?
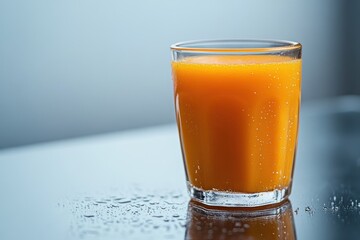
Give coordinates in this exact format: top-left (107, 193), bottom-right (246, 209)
top-left (171, 40), bottom-right (302, 207)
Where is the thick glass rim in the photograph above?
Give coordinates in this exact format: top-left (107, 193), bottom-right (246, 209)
top-left (170, 39), bottom-right (301, 53)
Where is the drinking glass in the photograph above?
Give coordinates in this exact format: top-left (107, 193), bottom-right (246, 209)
top-left (171, 39), bottom-right (302, 207)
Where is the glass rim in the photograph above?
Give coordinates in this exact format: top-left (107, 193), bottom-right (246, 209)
top-left (170, 39), bottom-right (301, 53)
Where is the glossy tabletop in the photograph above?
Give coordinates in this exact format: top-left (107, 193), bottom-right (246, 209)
top-left (1, 96), bottom-right (360, 240)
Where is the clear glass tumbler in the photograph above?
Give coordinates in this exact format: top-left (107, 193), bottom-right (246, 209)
top-left (171, 39), bottom-right (302, 207)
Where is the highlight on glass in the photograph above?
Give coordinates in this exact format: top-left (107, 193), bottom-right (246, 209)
top-left (171, 39), bottom-right (302, 207)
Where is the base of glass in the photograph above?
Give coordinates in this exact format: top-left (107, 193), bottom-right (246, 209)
top-left (187, 182), bottom-right (290, 207)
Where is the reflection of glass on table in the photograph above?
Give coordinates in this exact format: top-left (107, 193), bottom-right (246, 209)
top-left (185, 200), bottom-right (296, 240)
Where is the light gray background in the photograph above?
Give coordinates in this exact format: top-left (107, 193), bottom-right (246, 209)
top-left (0, 0), bottom-right (357, 148)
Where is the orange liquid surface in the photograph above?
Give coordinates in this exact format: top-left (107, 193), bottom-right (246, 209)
top-left (172, 55), bottom-right (301, 193)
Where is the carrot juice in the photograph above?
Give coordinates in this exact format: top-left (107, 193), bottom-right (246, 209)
top-left (172, 55), bottom-right (301, 193)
